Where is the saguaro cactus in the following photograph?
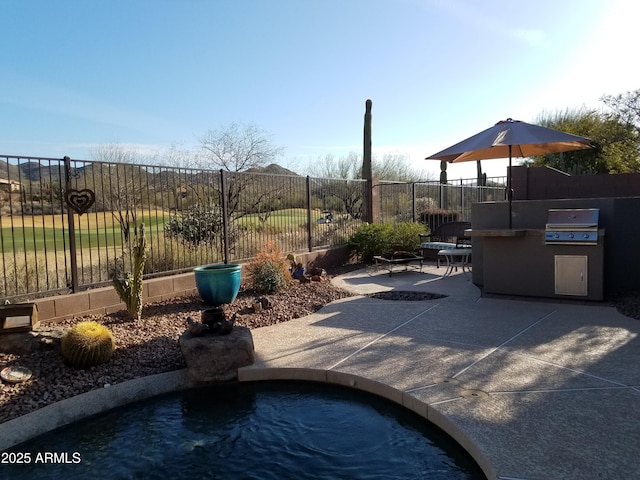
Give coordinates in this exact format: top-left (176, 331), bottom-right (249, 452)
top-left (362, 99), bottom-right (372, 181)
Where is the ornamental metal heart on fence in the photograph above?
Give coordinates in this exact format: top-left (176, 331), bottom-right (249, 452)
top-left (64, 189), bottom-right (96, 215)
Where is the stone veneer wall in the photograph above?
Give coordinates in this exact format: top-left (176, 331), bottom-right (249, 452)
top-left (35, 246), bottom-right (351, 323)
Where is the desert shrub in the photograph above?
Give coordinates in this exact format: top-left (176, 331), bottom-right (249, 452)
top-left (348, 223), bottom-right (394, 262)
top-left (246, 242), bottom-right (291, 294)
top-left (165, 201), bottom-right (223, 245)
top-left (348, 222), bottom-right (426, 261)
top-left (387, 221), bottom-right (427, 252)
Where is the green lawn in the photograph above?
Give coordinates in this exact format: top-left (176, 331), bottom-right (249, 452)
top-left (0, 209), bottom-right (322, 253)
top-left (1, 214), bottom-right (170, 253)
top-left (236, 208), bottom-right (324, 228)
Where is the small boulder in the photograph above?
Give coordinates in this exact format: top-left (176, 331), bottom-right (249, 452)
top-left (307, 267), bottom-right (326, 277)
top-left (179, 326), bottom-right (255, 382)
top-left (0, 327), bottom-right (65, 355)
top-left (255, 297), bottom-right (272, 309)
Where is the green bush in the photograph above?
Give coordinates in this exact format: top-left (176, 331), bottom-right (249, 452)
top-left (165, 201), bottom-right (223, 245)
top-left (387, 222), bottom-right (427, 252)
top-left (348, 222), bottom-right (426, 262)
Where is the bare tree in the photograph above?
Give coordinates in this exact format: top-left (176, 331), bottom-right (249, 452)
top-left (199, 123), bottom-right (284, 172)
top-left (374, 153), bottom-right (429, 182)
top-left (90, 143), bottom-right (148, 242)
top-left (308, 152), bottom-right (431, 220)
top-left (311, 152), bottom-right (362, 179)
top-left (309, 152), bottom-right (430, 182)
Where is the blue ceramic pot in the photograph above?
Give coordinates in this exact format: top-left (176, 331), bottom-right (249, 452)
top-left (194, 263), bottom-right (242, 306)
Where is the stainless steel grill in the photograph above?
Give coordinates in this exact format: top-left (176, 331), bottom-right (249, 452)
top-left (544, 208), bottom-right (599, 245)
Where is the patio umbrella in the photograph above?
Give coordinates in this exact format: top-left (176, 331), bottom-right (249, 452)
top-left (425, 118), bottom-right (593, 228)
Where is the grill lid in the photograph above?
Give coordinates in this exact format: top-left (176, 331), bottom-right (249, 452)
top-left (546, 208), bottom-right (599, 230)
top-left (545, 208), bottom-right (600, 245)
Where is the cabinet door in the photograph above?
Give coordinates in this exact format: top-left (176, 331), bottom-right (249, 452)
top-left (555, 255), bottom-right (588, 296)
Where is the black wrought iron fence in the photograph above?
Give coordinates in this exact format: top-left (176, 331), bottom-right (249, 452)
top-left (378, 178), bottom-right (506, 225)
top-left (0, 154), bottom-right (505, 301)
top-left (0, 155), bottom-right (366, 302)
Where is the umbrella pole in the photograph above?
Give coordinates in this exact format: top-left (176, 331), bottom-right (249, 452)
top-left (508, 145), bottom-right (512, 229)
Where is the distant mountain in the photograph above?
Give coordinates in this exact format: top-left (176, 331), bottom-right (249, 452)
top-left (246, 163), bottom-right (299, 176)
top-left (0, 159), bottom-right (22, 181)
top-left (0, 159), bottom-right (68, 183)
top-left (0, 158), bottom-right (299, 184)
top-left (19, 162), bottom-right (66, 182)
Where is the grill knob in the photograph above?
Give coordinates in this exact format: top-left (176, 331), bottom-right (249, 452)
top-left (583, 233), bottom-right (590, 239)
top-left (554, 234), bottom-right (559, 239)
top-left (568, 233), bottom-right (574, 239)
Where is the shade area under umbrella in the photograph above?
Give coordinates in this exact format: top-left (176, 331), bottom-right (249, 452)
top-left (426, 118), bottom-right (593, 228)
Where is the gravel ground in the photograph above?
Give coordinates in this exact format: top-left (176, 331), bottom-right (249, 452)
top-left (0, 266), bottom-right (361, 424)
top-left (2, 264), bottom-right (639, 425)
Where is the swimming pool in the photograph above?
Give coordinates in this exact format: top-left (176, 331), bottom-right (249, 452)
top-left (3, 381), bottom-right (485, 479)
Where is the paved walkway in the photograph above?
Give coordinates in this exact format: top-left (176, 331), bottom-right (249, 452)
top-left (240, 263), bottom-right (640, 479)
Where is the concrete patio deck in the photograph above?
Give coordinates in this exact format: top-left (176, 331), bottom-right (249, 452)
top-left (2, 262), bottom-right (639, 478)
top-left (240, 263), bottom-right (640, 479)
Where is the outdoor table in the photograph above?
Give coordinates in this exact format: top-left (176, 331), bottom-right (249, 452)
top-left (373, 253), bottom-right (423, 276)
top-left (437, 248), bottom-right (472, 278)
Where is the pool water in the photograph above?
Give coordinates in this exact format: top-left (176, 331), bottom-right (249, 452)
top-left (4, 381), bottom-right (485, 479)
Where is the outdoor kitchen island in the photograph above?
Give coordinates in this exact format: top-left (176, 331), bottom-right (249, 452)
top-left (468, 227), bottom-right (605, 301)
top-left (465, 198), bottom-right (635, 302)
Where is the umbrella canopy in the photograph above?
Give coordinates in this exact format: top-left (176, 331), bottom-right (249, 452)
top-left (426, 118), bottom-right (592, 163)
top-left (426, 118), bottom-right (593, 228)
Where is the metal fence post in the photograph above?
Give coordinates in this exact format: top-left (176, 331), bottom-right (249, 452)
top-left (411, 182), bottom-right (417, 222)
top-left (306, 176), bottom-right (313, 252)
top-left (63, 156), bottom-right (79, 293)
top-left (220, 169), bottom-right (229, 264)
top-left (460, 179), bottom-right (465, 218)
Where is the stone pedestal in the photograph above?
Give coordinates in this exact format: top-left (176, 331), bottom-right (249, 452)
top-left (179, 326), bottom-right (255, 382)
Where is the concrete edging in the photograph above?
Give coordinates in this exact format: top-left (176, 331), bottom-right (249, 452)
top-left (1, 366), bottom-right (495, 480)
top-left (0, 369), bottom-right (197, 452)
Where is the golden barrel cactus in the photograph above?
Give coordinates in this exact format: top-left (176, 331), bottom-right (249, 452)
top-left (61, 321), bottom-right (115, 368)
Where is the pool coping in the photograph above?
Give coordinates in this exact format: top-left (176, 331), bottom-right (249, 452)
top-left (0, 366), bottom-right (495, 479)
top-left (0, 370), bottom-right (196, 453)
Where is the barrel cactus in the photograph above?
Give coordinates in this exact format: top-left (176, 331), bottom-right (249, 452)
top-left (61, 321), bottom-right (115, 368)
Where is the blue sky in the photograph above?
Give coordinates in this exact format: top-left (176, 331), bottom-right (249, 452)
top-left (1, 0), bottom-right (637, 180)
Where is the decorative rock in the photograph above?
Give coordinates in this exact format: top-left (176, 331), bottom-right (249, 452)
top-left (179, 326), bottom-right (255, 382)
top-left (307, 267), bottom-right (326, 277)
top-left (186, 316), bottom-right (209, 337)
top-left (0, 327), bottom-right (65, 355)
top-left (209, 313), bottom-right (235, 335)
top-left (255, 297), bottom-right (272, 310)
